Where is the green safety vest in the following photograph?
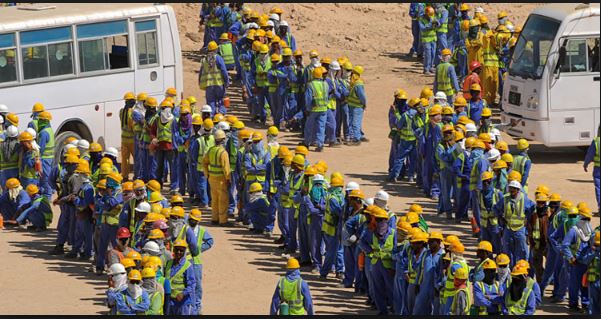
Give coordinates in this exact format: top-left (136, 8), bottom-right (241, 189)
top-left (443, 259), bottom-right (469, 298)
top-left (165, 259), bottom-right (192, 298)
top-left (278, 277), bottom-right (305, 315)
top-left (268, 68), bottom-right (284, 93)
top-left (420, 17), bottom-right (437, 43)
top-left (469, 156), bottom-right (485, 191)
top-left (199, 59), bottom-right (225, 90)
top-left (0, 141), bottom-right (19, 170)
top-left (228, 140), bottom-right (238, 167)
top-left (19, 149), bottom-right (39, 180)
top-left (33, 196), bottom-right (53, 226)
top-left (31, 119), bottom-right (39, 133)
top-left (407, 249), bottom-right (426, 285)
top-left (128, 198), bottom-right (140, 233)
top-left (192, 226), bottom-right (207, 265)
top-left (369, 229), bottom-right (396, 269)
top-left (289, 172), bottom-right (305, 218)
top-left (436, 62), bottom-right (455, 96)
top-left (145, 290), bottom-right (164, 315)
top-left (327, 79), bottom-right (337, 110)
top-left (207, 16), bottom-right (223, 27)
top-left (480, 191), bottom-right (500, 227)
top-left (594, 137), bottom-right (600, 167)
top-left (157, 118), bottom-right (173, 143)
top-left (142, 115), bottom-right (157, 143)
top-left (207, 145), bottom-right (226, 177)
top-left (101, 189), bottom-right (123, 226)
top-left (450, 287), bottom-right (471, 315)
top-left (399, 112), bottom-right (416, 141)
top-left (588, 254), bottom-right (600, 283)
top-left (503, 193), bottom-right (526, 231)
top-left (254, 58), bottom-right (272, 88)
top-left (175, 224), bottom-right (189, 244)
top-left (475, 281), bottom-right (501, 315)
top-left (435, 143), bottom-right (451, 170)
top-left (322, 190), bottom-right (344, 237)
top-left (346, 80), bottom-right (365, 108)
top-left (532, 214), bottom-right (543, 249)
top-left (218, 42), bottom-right (235, 65)
top-left (505, 278), bottom-right (535, 315)
top-left (309, 80), bottom-right (329, 112)
top-left (246, 153), bottom-right (266, 183)
top-left (456, 153), bottom-right (466, 188)
top-left (120, 107), bottom-right (134, 140)
top-left (196, 135), bottom-right (215, 171)
top-left (39, 127), bottom-right (55, 159)
top-left (436, 12), bottom-right (448, 33)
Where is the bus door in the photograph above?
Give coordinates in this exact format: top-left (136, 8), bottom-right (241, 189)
top-left (133, 19), bottom-right (164, 96)
top-left (549, 36), bottom-right (601, 143)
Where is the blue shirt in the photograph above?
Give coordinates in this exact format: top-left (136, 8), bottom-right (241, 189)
top-left (270, 269), bottom-right (314, 315)
top-left (199, 55), bottom-right (230, 88)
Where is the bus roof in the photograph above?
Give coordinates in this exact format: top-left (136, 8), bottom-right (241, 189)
top-left (0, 3), bottom-right (169, 33)
top-left (533, 3), bottom-right (600, 22)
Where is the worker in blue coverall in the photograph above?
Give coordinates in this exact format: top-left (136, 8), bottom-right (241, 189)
top-left (16, 184), bottom-right (51, 231)
top-left (335, 61), bottom-right (351, 142)
top-left (251, 45), bottom-right (271, 124)
top-left (18, 132), bottom-right (40, 189)
top-left (578, 232), bottom-right (600, 315)
top-left (199, 41), bottom-right (230, 116)
top-left (107, 270), bottom-right (150, 315)
top-left (548, 206), bottom-right (579, 302)
top-left (0, 178), bottom-right (31, 223)
top-left (49, 155), bottom-right (78, 255)
top-left (36, 111), bottom-right (55, 200)
top-left (0, 127), bottom-right (19, 190)
top-left (320, 176), bottom-right (345, 278)
top-left (246, 182), bottom-right (275, 234)
top-left (422, 106), bottom-right (443, 200)
top-left (446, 3), bottom-right (459, 53)
top-left (95, 174), bottom-right (124, 275)
top-left (452, 134), bottom-right (472, 221)
top-left (244, 135), bottom-right (271, 202)
top-left (502, 265), bottom-right (537, 315)
top-left (408, 3), bottom-right (424, 57)
top-left (225, 123), bottom-right (240, 217)
top-left (513, 138), bottom-right (532, 194)
top-left (165, 240), bottom-right (197, 315)
top-left (473, 260), bottom-right (504, 315)
top-left (493, 180), bottom-right (535, 267)
top-left (237, 36), bottom-right (255, 113)
top-left (469, 140), bottom-right (490, 231)
top-left (561, 208), bottom-right (592, 311)
top-left (389, 98), bottom-right (421, 182)
top-left (187, 115), bottom-right (203, 205)
top-left (433, 3), bottom-right (449, 66)
top-left (479, 172), bottom-right (504, 253)
top-left (285, 157), bottom-right (305, 255)
top-left (405, 231), bottom-right (430, 315)
top-left (304, 67), bottom-right (329, 151)
top-left (142, 99), bottom-right (158, 181)
top-left (419, 7), bottom-right (437, 74)
top-left (583, 132), bottom-right (599, 212)
top-left (269, 258), bottom-right (314, 315)
top-left (202, 4), bottom-right (225, 48)
top-left (435, 125), bottom-right (457, 216)
top-left (539, 194), bottom-right (562, 294)
top-left (358, 206), bottom-right (397, 315)
top-left (295, 169), bottom-right (315, 267)
top-left (267, 54), bottom-right (288, 129)
top-left (467, 84), bottom-right (487, 125)
top-left (346, 66), bottom-right (367, 146)
top-left (187, 209), bottom-right (214, 314)
top-left (172, 106), bottom-right (192, 195)
top-left (418, 231), bottom-right (445, 315)
top-left (277, 21), bottom-right (297, 51)
top-left (66, 164), bottom-right (95, 259)
top-left (391, 222), bottom-right (410, 315)
top-left (325, 62), bottom-right (342, 147)
top-left (387, 90), bottom-right (408, 178)
top-left (306, 175), bottom-right (326, 273)
top-left (272, 152), bottom-right (290, 247)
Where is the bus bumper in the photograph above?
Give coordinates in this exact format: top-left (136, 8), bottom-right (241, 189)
top-left (500, 112), bottom-right (548, 142)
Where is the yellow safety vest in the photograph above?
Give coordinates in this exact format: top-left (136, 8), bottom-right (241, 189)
top-left (436, 62), bottom-right (455, 96)
top-left (309, 80), bottom-right (329, 112)
top-left (450, 287), bottom-right (471, 314)
top-left (503, 193), bottom-right (526, 231)
top-left (505, 278), bottom-right (535, 315)
top-left (593, 137), bottom-right (600, 167)
top-left (165, 259), bottom-right (192, 298)
top-left (196, 135), bottom-right (215, 171)
top-left (420, 17), bottom-right (437, 43)
top-left (207, 145), bottom-right (226, 177)
top-left (199, 59), bottom-right (224, 90)
top-left (480, 191), bottom-right (500, 227)
top-left (346, 80), bottom-right (365, 108)
top-left (369, 229), bottom-right (396, 269)
top-left (254, 58), bottom-right (271, 88)
top-left (157, 118), bottom-right (173, 143)
top-left (475, 281), bottom-right (501, 315)
top-left (443, 259), bottom-right (469, 298)
top-left (278, 277), bottom-right (305, 315)
top-left (120, 107), bottom-right (135, 140)
top-left (322, 190), bottom-right (343, 237)
top-left (192, 226), bottom-right (207, 265)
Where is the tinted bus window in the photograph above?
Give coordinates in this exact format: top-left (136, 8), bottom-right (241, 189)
top-left (20, 27), bottom-right (74, 80)
top-left (135, 20), bottom-right (158, 66)
top-left (0, 33), bottom-right (17, 83)
top-left (77, 20), bottom-right (129, 72)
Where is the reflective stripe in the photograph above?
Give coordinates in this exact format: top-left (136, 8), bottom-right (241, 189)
top-left (207, 17), bottom-right (223, 27)
top-left (218, 42), bottom-right (235, 65)
top-left (532, 214), bottom-right (542, 249)
top-left (145, 291), bottom-right (164, 315)
top-left (504, 193), bottom-right (526, 231)
top-left (322, 191), bottom-right (343, 236)
top-left (451, 287), bottom-right (471, 314)
top-left (309, 80), bottom-right (328, 112)
top-left (346, 80), bottom-right (364, 108)
top-left (207, 145), bottom-right (225, 177)
top-left (196, 135), bottom-right (215, 171)
top-left (120, 107), bottom-right (134, 139)
top-left (327, 79), bottom-right (337, 110)
top-left (39, 127), bottom-right (55, 159)
top-left (436, 12), bottom-right (448, 33)
top-left (505, 278), bottom-right (535, 315)
top-left (420, 17), bottom-right (436, 43)
top-left (399, 112), bottom-right (415, 141)
top-left (165, 259), bottom-right (192, 298)
top-left (142, 115), bottom-right (158, 143)
top-left (594, 137), bottom-right (600, 168)
top-left (246, 154), bottom-right (266, 183)
top-left (101, 189), bottom-right (123, 226)
top-left (157, 119), bottom-right (173, 143)
top-left (475, 282), bottom-right (501, 315)
top-left (199, 59), bottom-right (224, 89)
top-left (444, 259), bottom-right (469, 298)
top-left (480, 191), bottom-right (499, 227)
top-left (588, 255), bottom-right (599, 283)
top-left (279, 278), bottom-right (304, 315)
top-left (19, 149), bottom-right (39, 179)
top-left (254, 58), bottom-right (271, 87)
top-left (407, 249), bottom-right (426, 285)
top-left (192, 226), bottom-right (207, 265)
top-left (436, 62), bottom-right (454, 96)
top-left (0, 142), bottom-right (19, 170)
top-left (369, 229), bottom-right (396, 269)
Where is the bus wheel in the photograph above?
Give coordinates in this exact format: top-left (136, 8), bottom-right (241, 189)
top-left (54, 131), bottom-right (82, 164)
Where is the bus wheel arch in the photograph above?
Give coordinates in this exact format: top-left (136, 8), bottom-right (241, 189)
top-left (54, 119), bottom-right (94, 163)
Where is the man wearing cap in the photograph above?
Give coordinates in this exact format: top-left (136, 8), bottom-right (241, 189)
top-left (503, 264), bottom-right (537, 314)
top-left (405, 231), bottom-right (431, 315)
top-left (165, 240), bottom-right (197, 315)
top-left (434, 48), bottom-right (460, 105)
top-left (528, 194), bottom-right (551, 283)
top-left (203, 129), bottom-right (231, 226)
top-left (494, 180), bottom-right (535, 266)
top-left (199, 41), bottom-right (230, 116)
top-left (320, 176), bottom-right (345, 279)
top-left (270, 258), bottom-right (314, 315)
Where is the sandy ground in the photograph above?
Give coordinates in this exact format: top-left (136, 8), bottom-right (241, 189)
top-left (0, 3), bottom-right (598, 315)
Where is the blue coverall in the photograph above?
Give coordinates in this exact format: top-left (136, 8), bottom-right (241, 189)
top-left (343, 212), bottom-right (367, 289)
top-left (190, 225), bottom-right (213, 313)
top-left (473, 280), bottom-right (504, 315)
top-left (16, 194), bottom-right (50, 228)
top-left (269, 269), bottom-right (314, 315)
top-left (106, 288), bottom-right (150, 315)
top-left (325, 76), bottom-right (341, 144)
top-left (434, 6), bottom-right (449, 66)
top-left (414, 247), bottom-right (444, 315)
top-left (502, 282), bottom-right (537, 315)
top-left (583, 138), bottom-right (599, 211)
top-left (479, 185), bottom-right (504, 252)
top-left (304, 80), bottom-right (329, 148)
top-left (453, 150), bottom-right (472, 220)
top-left (578, 243), bottom-right (600, 315)
top-left (0, 188), bottom-right (30, 221)
top-left (72, 182), bottom-right (95, 257)
top-left (305, 187), bottom-right (325, 271)
top-left (95, 189), bottom-right (123, 272)
top-left (561, 226), bottom-right (590, 308)
top-left (389, 108), bottom-right (420, 181)
top-left (435, 142), bottom-right (456, 214)
top-left (469, 149), bottom-right (491, 228)
top-left (493, 193), bottom-right (535, 265)
top-left (405, 247), bottom-right (431, 315)
top-left (320, 188), bottom-right (344, 277)
top-left (409, 3), bottom-right (424, 56)
top-left (167, 257), bottom-right (197, 315)
top-left (246, 194), bottom-right (275, 232)
top-left (548, 214), bottom-right (578, 301)
top-left (419, 17), bottom-right (437, 73)
top-left (37, 124), bottom-right (55, 199)
top-left (187, 132), bottom-right (202, 203)
top-left (172, 116), bottom-right (192, 194)
top-left (422, 122), bottom-right (442, 198)
top-left (347, 83), bottom-right (367, 143)
top-left (199, 55), bottom-right (229, 115)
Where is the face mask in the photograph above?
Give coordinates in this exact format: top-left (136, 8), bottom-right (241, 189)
top-left (142, 278), bottom-right (157, 292)
top-left (127, 282), bottom-right (143, 300)
top-left (469, 27), bottom-right (480, 38)
top-left (499, 17), bottom-right (507, 25)
top-left (106, 178), bottom-right (119, 189)
top-left (458, 139), bottom-right (466, 151)
top-left (112, 273), bottom-right (128, 291)
top-left (376, 220), bottom-right (388, 237)
top-left (310, 57), bottom-right (319, 65)
top-left (536, 205), bottom-right (547, 215)
top-left (252, 143), bottom-right (261, 153)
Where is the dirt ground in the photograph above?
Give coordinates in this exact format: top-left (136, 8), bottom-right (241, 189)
top-left (0, 3), bottom-right (598, 315)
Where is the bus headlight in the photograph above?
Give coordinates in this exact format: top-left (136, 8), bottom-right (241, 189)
top-left (527, 97), bottom-right (539, 109)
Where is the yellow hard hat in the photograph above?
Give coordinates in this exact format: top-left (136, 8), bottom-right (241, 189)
top-left (454, 130), bottom-right (465, 142)
top-left (65, 154), bottom-right (80, 164)
top-left (232, 120), bottom-right (245, 129)
top-left (286, 257), bottom-right (300, 269)
top-left (454, 97), bottom-right (468, 108)
top-left (312, 67), bottom-right (324, 79)
top-left (304, 166), bottom-right (317, 176)
top-left (187, 96), bottom-right (197, 104)
top-left (294, 145), bottom-right (308, 156)
top-left (26, 184), bottom-right (39, 196)
top-left (508, 170), bottom-right (522, 182)
top-left (478, 132), bottom-right (492, 143)
top-left (148, 191), bottom-right (163, 203)
top-left (32, 102), bottom-right (45, 113)
top-left (252, 131), bottom-right (263, 142)
top-left (501, 153), bottom-right (513, 164)
top-left (207, 41), bottom-right (218, 51)
top-left (420, 87), bottom-right (433, 99)
top-left (465, 137), bottom-right (477, 148)
top-left (477, 240), bottom-right (493, 252)
top-left (126, 250), bottom-right (142, 261)
top-left (549, 193), bottom-right (562, 202)
top-left (595, 232), bottom-right (600, 246)
top-left (442, 124), bottom-right (454, 133)
top-left (561, 200), bottom-right (573, 209)
top-left (535, 185), bottom-right (551, 196)
top-left (397, 221), bottom-right (412, 233)
top-left (410, 231), bottom-right (428, 243)
top-left (429, 104), bottom-right (443, 116)
top-left (292, 154), bottom-right (305, 167)
top-left (493, 160), bottom-right (507, 170)
top-left (343, 61), bottom-right (353, 71)
top-left (128, 269), bottom-right (142, 281)
top-left (567, 206), bottom-right (579, 216)
top-left (511, 264), bottom-right (528, 276)
top-left (89, 142), bottom-right (103, 153)
top-left (330, 176), bottom-right (344, 187)
top-left (6, 113), bottom-right (19, 126)
top-left (160, 100), bottom-right (173, 109)
top-left (483, 259), bottom-right (497, 270)
top-left (277, 146), bottom-right (290, 158)
top-left (144, 213), bottom-right (162, 224)
top-left (75, 160), bottom-right (91, 175)
top-left (171, 206), bottom-right (185, 218)
top-left (19, 131), bottom-right (34, 142)
top-left (270, 53), bottom-right (281, 62)
top-left (121, 181), bottom-right (133, 192)
top-left (123, 92), bottom-right (135, 100)
top-left (219, 33), bottom-right (229, 41)
top-left (141, 267), bottom-right (156, 279)
top-left (148, 229), bottom-right (165, 240)
top-left (267, 126), bottom-right (279, 136)
top-left (496, 141), bottom-right (509, 152)
top-left (239, 129), bottom-right (252, 140)
top-left (137, 92), bottom-right (148, 101)
top-left (579, 207), bottom-right (592, 219)
top-left (330, 171), bottom-right (343, 180)
top-left (38, 111), bottom-right (53, 121)
top-left (496, 253), bottom-right (510, 266)
top-left (160, 207), bottom-right (171, 218)
top-left (180, 105), bottom-right (191, 115)
top-left (577, 202), bottom-right (589, 211)
top-left (517, 138), bottom-right (530, 150)
top-left (498, 11), bottom-right (508, 19)
top-left (107, 172), bottom-right (123, 184)
top-left (96, 179), bottom-right (107, 189)
top-left (454, 267), bottom-right (469, 280)
top-left (406, 212), bottom-right (420, 224)
top-left (450, 242), bottom-right (465, 254)
top-left (292, 49), bottom-right (303, 57)
top-left (120, 258), bottom-right (135, 269)
top-left (189, 208), bottom-right (202, 221)
top-left (165, 87), bottom-right (177, 96)
top-left (442, 107), bottom-right (454, 116)
top-left (149, 203), bottom-right (161, 215)
top-left (421, 97), bottom-right (431, 107)
top-left (481, 171), bottom-right (494, 181)
top-left (309, 50), bottom-right (319, 58)
top-left (409, 204), bottom-right (423, 214)
top-left (67, 147), bottom-right (81, 157)
top-left (249, 182), bottom-right (263, 193)
top-left (535, 193), bottom-right (549, 202)
top-left (146, 180), bottom-right (160, 192)
top-left (478, 15), bottom-right (489, 25)
top-left (481, 107), bottom-right (492, 117)
top-left (472, 139), bottom-right (485, 149)
top-left (271, 35), bottom-right (281, 44)
top-left (370, 206), bottom-right (389, 219)
top-left (441, 48), bottom-right (452, 56)
top-left (203, 118), bottom-right (214, 130)
top-left (283, 154), bottom-right (293, 166)
top-left (428, 231), bottom-right (444, 241)
top-left (170, 194), bottom-right (184, 205)
top-left (460, 3), bottom-right (470, 11)
top-left (173, 239), bottom-right (188, 249)
top-left (145, 97), bottom-right (158, 108)
top-left (349, 189), bottom-right (365, 199)
top-left (352, 65), bottom-right (364, 75)
top-left (320, 56), bottom-right (332, 65)
top-left (259, 44), bottom-right (269, 54)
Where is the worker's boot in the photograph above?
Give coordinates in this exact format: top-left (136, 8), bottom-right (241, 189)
top-left (273, 235), bottom-right (285, 244)
top-left (65, 251), bottom-right (78, 259)
top-left (49, 245), bottom-right (64, 255)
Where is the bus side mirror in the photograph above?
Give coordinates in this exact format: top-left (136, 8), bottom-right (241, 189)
top-left (555, 41), bottom-right (567, 77)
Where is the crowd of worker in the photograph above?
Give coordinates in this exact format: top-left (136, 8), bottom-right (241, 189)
top-left (0, 2), bottom-right (599, 316)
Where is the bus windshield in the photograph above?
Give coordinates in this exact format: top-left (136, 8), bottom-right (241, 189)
top-left (509, 14), bottom-right (561, 79)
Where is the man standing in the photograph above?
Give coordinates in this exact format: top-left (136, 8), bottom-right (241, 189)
top-left (304, 67), bottom-right (329, 152)
top-left (203, 129), bottom-right (231, 226)
top-left (199, 41), bottom-right (230, 116)
top-left (151, 100), bottom-right (176, 193)
top-left (36, 111), bottom-right (55, 200)
top-left (320, 176), bottom-right (345, 279)
top-left (187, 209), bottom-right (214, 314)
top-left (346, 66), bottom-right (367, 146)
top-left (583, 129), bottom-right (599, 212)
top-left (270, 258), bottom-right (314, 315)
top-left (165, 240), bottom-right (197, 315)
top-left (120, 92), bottom-right (136, 180)
top-left (419, 6), bottom-right (438, 74)
top-left (434, 49), bottom-right (460, 105)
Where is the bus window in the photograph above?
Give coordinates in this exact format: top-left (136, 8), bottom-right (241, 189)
top-left (0, 33), bottom-right (17, 83)
top-left (135, 20), bottom-right (159, 66)
top-left (20, 26), bottom-right (74, 80)
top-left (77, 20), bottom-right (130, 72)
top-left (560, 39), bottom-right (588, 73)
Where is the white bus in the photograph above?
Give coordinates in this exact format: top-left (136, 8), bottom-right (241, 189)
top-left (501, 3), bottom-right (600, 147)
top-left (0, 3), bottom-right (183, 159)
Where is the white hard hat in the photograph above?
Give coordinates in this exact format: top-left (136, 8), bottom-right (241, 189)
top-left (365, 197), bottom-right (375, 206)
top-left (143, 241), bottom-right (161, 256)
top-left (69, 139), bottom-right (79, 146)
top-left (107, 262), bottom-right (126, 275)
top-left (269, 13), bottom-right (280, 21)
top-left (279, 20), bottom-right (288, 27)
top-left (329, 61), bottom-right (341, 71)
top-left (25, 127), bottom-right (37, 139)
top-left (216, 121), bottom-right (230, 131)
top-left (248, 22), bottom-right (259, 29)
top-left (475, 7), bottom-right (484, 13)
top-left (313, 174), bottom-right (325, 183)
top-left (0, 116), bottom-right (3, 124)
top-left (434, 91), bottom-right (447, 101)
top-left (0, 104), bottom-right (8, 113)
top-left (201, 104), bottom-right (212, 113)
top-left (77, 139), bottom-right (90, 150)
top-left (135, 202), bottom-right (152, 213)
top-left (374, 190), bottom-right (389, 202)
top-left (64, 144), bottom-right (76, 152)
top-left (465, 123), bottom-right (477, 132)
top-left (6, 125), bottom-right (18, 138)
top-left (312, 61), bottom-right (321, 68)
top-left (508, 180), bottom-right (522, 190)
top-left (266, 20), bottom-right (275, 27)
top-left (104, 147), bottom-right (119, 158)
top-left (491, 128), bottom-right (501, 139)
top-left (487, 148), bottom-right (501, 161)
top-left (506, 23), bottom-right (515, 32)
top-left (346, 181), bottom-right (360, 191)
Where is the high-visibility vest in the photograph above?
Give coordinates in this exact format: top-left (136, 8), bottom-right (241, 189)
top-left (120, 107), bottom-right (134, 140)
top-left (142, 115), bottom-right (158, 143)
top-left (33, 196), bottom-right (53, 226)
top-left (436, 11), bottom-right (448, 33)
top-left (175, 224), bottom-right (189, 244)
top-left (39, 127), bottom-right (55, 159)
top-left (288, 172), bottom-right (304, 215)
top-left (128, 198), bottom-right (140, 233)
top-left (443, 259), bottom-right (469, 298)
top-left (192, 226), bottom-right (207, 265)
top-left (327, 78), bottom-right (337, 110)
top-left (587, 254), bottom-right (600, 283)
top-left (116, 293), bottom-right (145, 315)
top-left (369, 229), bottom-right (396, 269)
top-left (278, 277), bottom-right (305, 315)
top-left (593, 136), bottom-right (600, 167)
top-left (399, 112), bottom-right (416, 141)
top-left (456, 152), bottom-right (466, 188)
top-left (469, 157), bottom-right (488, 191)
top-left (480, 191), bottom-right (500, 227)
top-left (482, 33), bottom-right (499, 67)
top-left (268, 68), bottom-right (284, 93)
top-left (207, 16), bottom-right (223, 27)
top-left (512, 154), bottom-right (529, 180)
top-left (309, 80), bottom-right (328, 112)
top-left (227, 139), bottom-right (238, 167)
top-left (145, 290), bottom-right (164, 315)
top-left (207, 145), bottom-right (226, 177)
top-left (450, 287), bottom-right (471, 314)
top-left (246, 153), bottom-right (266, 183)
top-left (157, 118), bottom-right (173, 143)
top-left (322, 190), bottom-right (344, 237)
top-left (407, 249), bottom-right (426, 285)
top-left (218, 42), bottom-right (235, 65)
top-left (475, 281), bottom-right (501, 315)
top-left (165, 258), bottom-right (192, 298)
top-left (435, 143), bottom-right (451, 170)
top-left (420, 17), bottom-right (437, 43)
top-left (347, 80), bottom-right (365, 108)
top-left (532, 214), bottom-right (543, 249)
top-left (436, 62), bottom-right (455, 96)
top-left (0, 142), bottom-right (19, 170)
top-left (254, 58), bottom-right (271, 88)
top-left (503, 193), bottom-right (526, 231)
top-left (199, 59), bottom-right (225, 90)
top-left (196, 135), bottom-right (215, 171)
top-left (19, 149), bottom-right (39, 179)
top-left (101, 189), bottom-right (123, 226)
top-left (504, 278), bottom-right (535, 315)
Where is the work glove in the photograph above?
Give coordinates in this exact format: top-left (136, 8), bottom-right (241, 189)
top-left (348, 234), bottom-right (357, 244)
